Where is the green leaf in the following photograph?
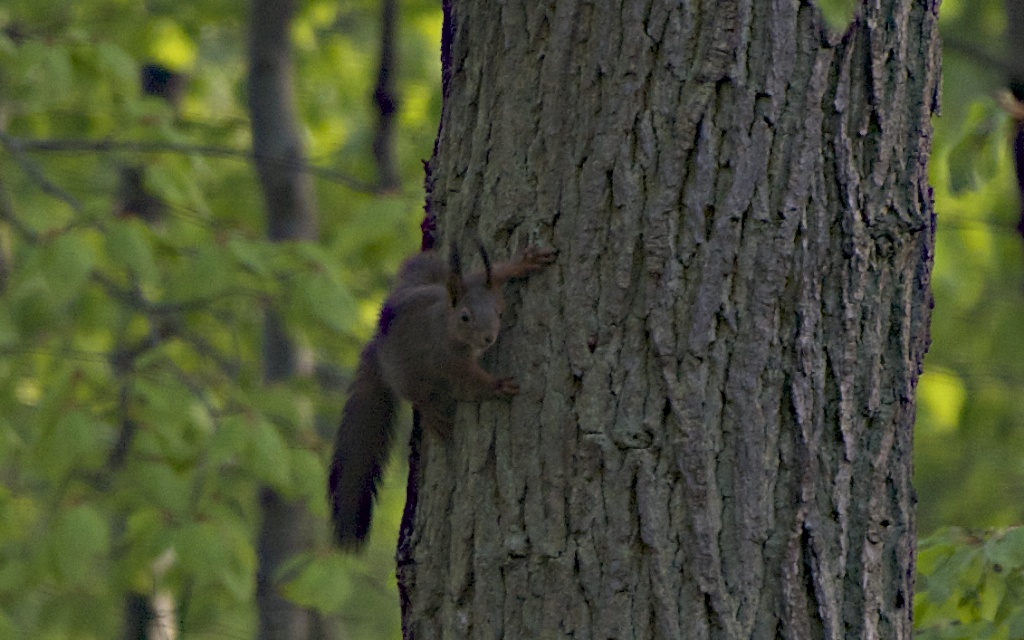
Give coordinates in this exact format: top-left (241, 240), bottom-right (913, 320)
top-left (332, 196), bottom-right (414, 257)
top-left (119, 507), bottom-right (168, 585)
top-left (96, 42), bottom-right (138, 87)
top-left (291, 270), bottom-right (359, 336)
top-left (48, 504), bottom-right (109, 584)
top-left (228, 235), bottom-right (277, 279)
top-left (289, 448), bottom-right (325, 505)
top-left (41, 231), bottom-right (98, 310)
top-left (209, 415), bottom-right (251, 468)
top-left (194, 241), bottom-right (234, 298)
top-left (281, 553), bottom-right (352, 613)
top-left (0, 610), bottom-right (18, 640)
top-left (33, 409), bottom-right (108, 483)
top-left (247, 419), bottom-right (290, 489)
top-left (105, 219), bottom-right (159, 288)
top-left (217, 523), bottom-right (256, 602)
top-left (928, 545), bottom-right (982, 606)
top-left (985, 528), bottom-right (1024, 571)
top-left (0, 491), bottom-right (41, 543)
top-left (0, 307), bottom-right (18, 349)
top-left (133, 376), bottom-right (206, 463)
top-left (917, 528), bottom-right (1024, 637)
top-left (173, 522), bottom-right (230, 583)
top-left (10, 275), bottom-right (56, 338)
top-left (148, 18), bottom-right (197, 69)
top-left (219, 551), bottom-right (256, 601)
top-left (145, 163), bottom-right (188, 209)
top-left (978, 571), bottom-right (1005, 622)
top-left (172, 518), bottom-right (254, 602)
top-left (945, 101), bottom-right (1002, 195)
top-left (918, 539), bottom-right (957, 576)
top-left (0, 557), bottom-right (29, 592)
top-left (1007, 608), bottom-right (1024, 639)
top-left (31, 364), bottom-right (76, 439)
top-left (917, 370), bottom-right (967, 434)
top-left (816, 0), bottom-right (857, 31)
top-left (131, 461), bottom-right (191, 517)
top-left (248, 385), bottom-right (302, 432)
top-left (13, 40), bottom-right (73, 107)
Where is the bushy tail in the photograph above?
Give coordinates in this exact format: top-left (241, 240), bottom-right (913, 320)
top-left (328, 340), bottom-right (397, 549)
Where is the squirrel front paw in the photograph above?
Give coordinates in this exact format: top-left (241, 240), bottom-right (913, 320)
top-left (522, 246), bottom-right (557, 269)
top-left (495, 377), bottom-right (520, 398)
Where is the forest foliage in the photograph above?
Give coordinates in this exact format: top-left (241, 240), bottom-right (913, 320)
top-left (0, 0), bottom-right (1021, 638)
top-left (0, 0), bottom-right (437, 636)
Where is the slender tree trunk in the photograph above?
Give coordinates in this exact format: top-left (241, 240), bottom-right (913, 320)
top-left (120, 593), bottom-right (152, 640)
top-left (1007, 0), bottom-right (1024, 87)
top-left (398, 1), bottom-right (939, 638)
top-left (373, 0), bottom-right (401, 192)
top-left (1006, 0), bottom-right (1024, 241)
top-left (248, 1), bottom-right (319, 638)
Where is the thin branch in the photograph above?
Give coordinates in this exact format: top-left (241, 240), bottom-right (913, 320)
top-left (0, 173), bottom-right (29, 236)
top-left (92, 271), bottom-right (265, 315)
top-left (176, 327), bottom-right (242, 379)
top-left (0, 174), bottom-right (23, 292)
top-left (0, 132), bottom-right (84, 212)
top-left (0, 346), bottom-right (109, 363)
top-left (6, 135), bottom-right (384, 194)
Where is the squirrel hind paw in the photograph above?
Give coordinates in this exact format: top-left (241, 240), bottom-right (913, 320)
top-left (495, 377), bottom-right (520, 397)
top-left (419, 408), bottom-right (456, 440)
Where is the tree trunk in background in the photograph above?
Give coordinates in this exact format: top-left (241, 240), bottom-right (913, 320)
top-left (398, 1), bottom-right (939, 638)
top-left (1006, 0), bottom-right (1024, 242)
top-left (248, 1), bottom-right (319, 638)
top-left (372, 0), bottom-right (401, 192)
top-left (1008, 0), bottom-right (1024, 86)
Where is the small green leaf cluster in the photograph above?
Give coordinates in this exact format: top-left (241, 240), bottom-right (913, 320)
top-left (916, 528), bottom-right (1024, 640)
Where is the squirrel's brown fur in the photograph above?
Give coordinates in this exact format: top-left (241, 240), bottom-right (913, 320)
top-left (327, 243), bottom-right (555, 548)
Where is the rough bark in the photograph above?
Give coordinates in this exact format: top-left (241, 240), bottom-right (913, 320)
top-left (398, 1), bottom-right (939, 639)
top-left (248, 0), bottom-right (319, 638)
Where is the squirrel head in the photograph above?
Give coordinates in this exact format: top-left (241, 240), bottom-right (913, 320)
top-left (447, 242), bottom-right (503, 355)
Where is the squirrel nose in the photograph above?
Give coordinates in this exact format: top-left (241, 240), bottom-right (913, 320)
top-left (484, 334), bottom-right (494, 345)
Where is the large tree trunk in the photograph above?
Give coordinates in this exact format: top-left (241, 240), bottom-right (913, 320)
top-left (248, 0), bottom-right (319, 638)
top-left (398, 1), bottom-right (939, 638)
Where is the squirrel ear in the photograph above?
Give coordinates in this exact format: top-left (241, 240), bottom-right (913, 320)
top-left (447, 243), bottom-right (465, 305)
top-left (477, 240), bottom-right (493, 289)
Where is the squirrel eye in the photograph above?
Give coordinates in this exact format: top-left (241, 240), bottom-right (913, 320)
top-left (460, 310), bottom-right (471, 322)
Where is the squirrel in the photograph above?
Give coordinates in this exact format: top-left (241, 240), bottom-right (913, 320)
top-left (327, 242), bottom-right (556, 549)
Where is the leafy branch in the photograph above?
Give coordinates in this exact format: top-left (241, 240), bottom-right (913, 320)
top-left (0, 132), bottom-right (84, 213)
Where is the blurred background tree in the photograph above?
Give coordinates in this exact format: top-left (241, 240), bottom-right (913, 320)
top-left (0, 0), bottom-right (1021, 638)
